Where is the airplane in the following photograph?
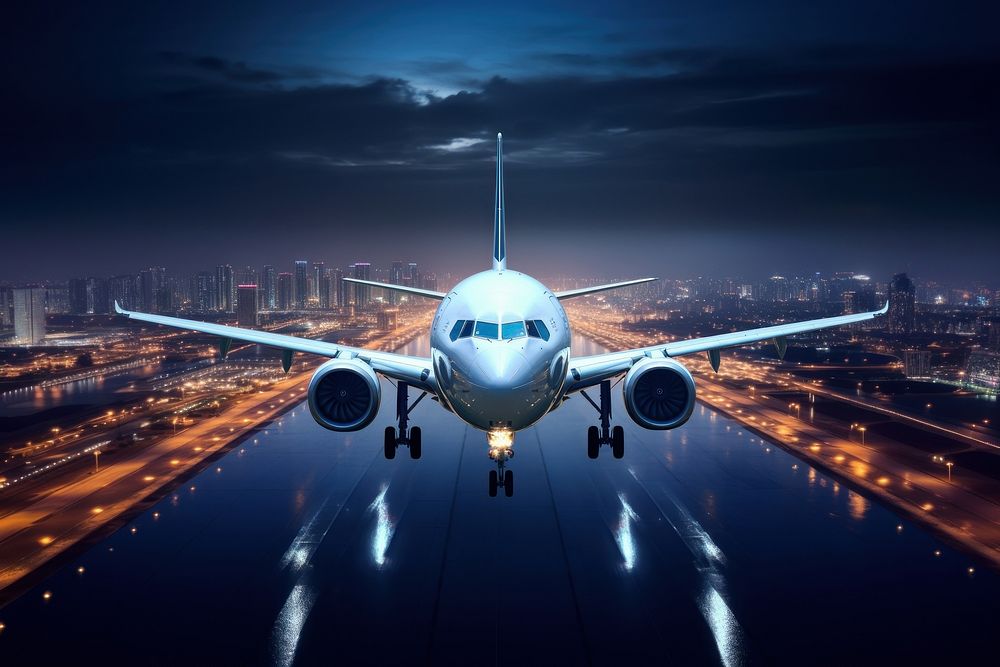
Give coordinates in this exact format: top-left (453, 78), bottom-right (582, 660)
top-left (115, 132), bottom-right (888, 497)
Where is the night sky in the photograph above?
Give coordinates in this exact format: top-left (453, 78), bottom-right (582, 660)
top-left (3, 1), bottom-right (998, 282)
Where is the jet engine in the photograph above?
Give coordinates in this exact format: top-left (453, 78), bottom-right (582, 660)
top-left (307, 358), bottom-right (381, 431)
top-left (623, 358), bottom-right (696, 430)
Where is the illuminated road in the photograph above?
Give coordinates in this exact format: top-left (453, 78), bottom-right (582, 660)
top-left (1, 336), bottom-right (1000, 665)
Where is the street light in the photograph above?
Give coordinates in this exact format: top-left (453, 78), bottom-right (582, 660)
top-left (93, 450), bottom-right (101, 473)
top-left (858, 426), bottom-right (866, 445)
top-left (946, 461), bottom-right (953, 482)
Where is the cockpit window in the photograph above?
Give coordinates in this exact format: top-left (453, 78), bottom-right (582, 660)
top-left (460, 320), bottom-right (475, 338)
top-left (526, 319), bottom-right (550, 341)
top-left (449, 320), bottom-right (465, 342)
top-left (501, 321), bottom-right (526, 339)
top-left (473, 320), bottom-right (499, 339)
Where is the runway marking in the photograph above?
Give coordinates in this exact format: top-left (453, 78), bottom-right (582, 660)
top-left (424, 426), bottom-right (469, 666)
top-left (537, 428), bottom-right (594, 667)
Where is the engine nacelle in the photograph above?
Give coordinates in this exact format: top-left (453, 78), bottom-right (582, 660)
top-left (623, 358), bottom-right (696, 430)
top-left (307, 358), bottom-right (381, 432)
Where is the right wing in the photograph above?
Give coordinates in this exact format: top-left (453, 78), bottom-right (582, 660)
top-left (565, 302), bottom-right (889, 393)
top-left (552, 277), bottom-right (658, 300)
top-left (114, 302), bottom-right (435, 391)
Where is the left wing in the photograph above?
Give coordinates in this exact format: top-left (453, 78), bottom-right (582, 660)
top-left (342, 278), bottom-right (446, 300)
top-left (114, 302), bottom-right (435, 391)
top-left (565, 301), bottom-right (889, 393)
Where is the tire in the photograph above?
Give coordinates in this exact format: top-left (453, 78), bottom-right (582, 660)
top-left (409, 426), bottom-right (422, 460)
top-left (504, 470), bottom-right (514, 497)
top-left (384, 426), bottom-right (396, 459)
top-left (489, 470), bottom-right (498, 497)
top-left (612, 425), bottom-right (625, 459)
top-left (587, 425), bottom-right (599, 459)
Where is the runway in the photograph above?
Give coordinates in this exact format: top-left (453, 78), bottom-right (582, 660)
top-left (1, 337), bottom-right (999, 665)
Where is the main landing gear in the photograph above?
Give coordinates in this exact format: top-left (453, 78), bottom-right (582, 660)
top-left (581, 380), bottom-right (624, 459)
top-left (384, 381), bottom-right (427, 460)
top-left (488, 446), bottom-right (514, 498)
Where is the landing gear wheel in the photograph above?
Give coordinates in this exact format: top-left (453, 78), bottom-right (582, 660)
top-left (504, 470), bottom-right (514, 497)
top-left (409, 426), bottom-right (422, 459)
top-left (384, 426), bottom-right (396, 459)
top-left (489, 470), bottom-right (499, 497)
top-left (587, 425), bottom-right (599, 459)
top-left (611, 425), bottom-right (625, 459)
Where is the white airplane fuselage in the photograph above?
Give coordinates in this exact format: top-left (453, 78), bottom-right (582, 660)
top-left (429, 269), bottom-right (571, 433)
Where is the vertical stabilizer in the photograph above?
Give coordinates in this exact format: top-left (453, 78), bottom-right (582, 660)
top-left (493, 132), bottom-right (506, 271)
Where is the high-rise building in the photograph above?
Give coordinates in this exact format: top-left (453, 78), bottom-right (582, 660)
top-left (318, 269), bottom-right (332, 309)
top-left (407, 262), bottom-right (419, 289)
top-left (294, 260), bottom-right (308, 309)
top-left (311, 262), bottom-right (325, 304)
top-left (0, 286), bottom-right (13, 327)
top-left (389, 261), bottom-right (404, 305)
top-left (87, 277), bottom-right (109, 314)
top-left (237, 284), bottom-right (259, 327)
top-left (13, 287), bottom-right (46, 345)
top-left (139, 267), bottom-right (167, 313)
top-left (216, 265), bottom-right (234, 313)
top-left (888, 273), bottom-right (916, 334)
top-left (193, 271), bottom-right (217, 312)
top-left (68, 278), bottom-right (88, 314)
top-left (353, 262), bottom-right (372, 308)
top-left (107, 274), bottom-right (137, 311)
top-left (332, 268), bottom-right (344, 307)
top-left (261, 265), bottom-right (276, 311)
top-left (278, 272), bottom-right (293, 310)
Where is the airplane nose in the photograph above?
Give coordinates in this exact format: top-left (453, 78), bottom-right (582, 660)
top-left (476, 345), bottom-right (526, 386)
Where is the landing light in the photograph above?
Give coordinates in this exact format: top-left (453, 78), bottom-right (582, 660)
top-left (487, 429), bottom-right (514, 451)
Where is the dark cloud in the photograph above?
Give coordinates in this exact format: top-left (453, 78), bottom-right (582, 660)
top-left (1, 2), bottom-right (998, 282)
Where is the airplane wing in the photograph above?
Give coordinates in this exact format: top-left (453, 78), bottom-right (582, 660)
top-left (564, 302), bottom-right (889, 393)
top-left (552, 277), bottom-right (658, 300)
top-left (342, 278), bottom-right (446, 300)
top-left (113, 302), bottom-right (436, 392)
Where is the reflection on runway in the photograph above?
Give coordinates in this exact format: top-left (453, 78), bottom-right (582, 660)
top-left (614, 493), bottom-right (639, 572)
top-left (271, 584), bottom-right (318, 667)
top-left (368, 484), bottom-right (394, 569)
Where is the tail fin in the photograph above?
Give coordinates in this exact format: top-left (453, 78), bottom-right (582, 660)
top-left (493, 132), bottom-right (506, 271)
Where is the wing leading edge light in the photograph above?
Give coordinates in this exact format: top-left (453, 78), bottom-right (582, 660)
top-left (117, 132), bottom-right (888, 496)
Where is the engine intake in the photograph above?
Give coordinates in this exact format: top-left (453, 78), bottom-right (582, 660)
top-left (307, 359), bottom-right (381, 431)
top-left (623, 358), bottom-right (696, 430)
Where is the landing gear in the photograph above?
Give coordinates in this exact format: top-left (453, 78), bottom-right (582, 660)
top-left (581, 380), bottom-right (625, 459)
top-left (383, 382), bottom-right (427, 460)
top-left (488, 438), bottom-right (515, 497)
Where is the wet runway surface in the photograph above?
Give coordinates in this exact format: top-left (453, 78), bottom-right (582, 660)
top-left (2, 338), bottom-right (1000, 665)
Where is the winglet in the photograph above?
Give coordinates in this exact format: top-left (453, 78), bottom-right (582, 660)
top-left (492, 132), bottom-right (506, 271)
top-left (114, 300), bottom-right (126, 315)
top-left (877, 300), bottom-right (889, 315)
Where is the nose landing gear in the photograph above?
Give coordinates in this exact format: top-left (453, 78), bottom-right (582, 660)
top-left (581, 380), bottom-right (625, 459)
top-left (384, 381), bottom-right (427, 460)
top-left (487, 431), bottom-right (515, 497)
top-left (488, 447), bottom-right (514, 497)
